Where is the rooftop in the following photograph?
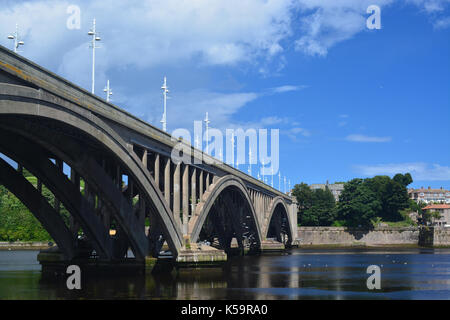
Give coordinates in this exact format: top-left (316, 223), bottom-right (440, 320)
top-left (423, 204), bottom-right (450, 210)
top-left (408, 187), bottom-right (448, 193)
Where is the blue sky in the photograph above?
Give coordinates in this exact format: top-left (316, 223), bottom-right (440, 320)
top-left (1, 0), bottom-right (449, 190)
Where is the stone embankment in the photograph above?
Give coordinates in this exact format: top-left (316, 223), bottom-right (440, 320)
top-left (298, 226), bottom-right (419, 247)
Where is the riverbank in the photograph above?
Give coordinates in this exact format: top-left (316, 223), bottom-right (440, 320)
top-left (0, 241), bottom-right (52, 250)
top-left (297, 226), bottom-right (450, 247)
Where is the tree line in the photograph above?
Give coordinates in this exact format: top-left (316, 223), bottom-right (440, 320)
top-left (292, 173), bottom-right (417, 228)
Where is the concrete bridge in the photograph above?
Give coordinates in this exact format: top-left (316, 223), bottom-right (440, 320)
top-left (0, 46), bottom-right (297, 268)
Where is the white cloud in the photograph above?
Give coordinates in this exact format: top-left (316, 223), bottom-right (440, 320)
top-left (355, 162), bottom-right (450, 180)
top-left (270, 85), bottom-right (308, 93)
top-left (294, 0), bottom-right (394, 56)
top-left (1, 0), bottom-right (448, 80)
top-left (127, 89), bottom-right (259, 131)
top-left (434, 16), bottom-right (450, 28)
top-left (406, 0), bottom-right (450, 12)
top-left (290, 127), bottom-right (311, 136)
top-left (346, 134), bottom-right (392, 142)
top-left (0, 0), bottom-right (294, 76)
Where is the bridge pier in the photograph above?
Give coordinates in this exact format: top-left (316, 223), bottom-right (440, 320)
top-left (260, 239), bottom-right (286, 253)
top-left (37, 249), bottom-right (145, 278)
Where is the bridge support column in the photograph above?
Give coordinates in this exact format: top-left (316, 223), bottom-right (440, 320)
top-left (199, 170), bottom-right (204, 200)
top-left (206, 172), bottom-right (210, 190)
top-left (69, 169), bottom-right (80, 237)
top-left (154, 154), bottom-right (160, 190)
top-left (173, 163), bottom-right (181, 227)
top-left (182, 164), bottom-right (189, 235)
top-left (290, 199), bottom-right (298, 245)
top-left (164, 157), bottom-right (171, 205)
top-left (142, 149), bottom-right (148, 169)
top-left (191, 167), bottom-right (197, 216)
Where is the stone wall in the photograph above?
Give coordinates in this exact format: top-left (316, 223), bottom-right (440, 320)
top-left (297, 227), bottom-right (420, 246)
top-left (434, 228), bottom-right (450, 246)
top-left (419, 227), bottom-right (450, 246)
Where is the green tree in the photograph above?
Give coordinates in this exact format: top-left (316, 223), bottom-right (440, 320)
top-left (336, 179), bottom-right (381, 228)
top-left (293, 183), bottom-right (336, 226)
top-left (365, 174), bottom-right (411, 222)
top-left (302, 188), bottom-right (336, 226)
top-left (393, 173), bottom-right (413, 187)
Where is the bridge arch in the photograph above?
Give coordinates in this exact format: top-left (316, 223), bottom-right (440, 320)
top-left (0, 83), bottom-right (183, 259)
top-left (264, 196), bottom-right (294, 245)
top-left (0, 156), bottom-right (77, 260)
top-left (189, 175), bottom-right (263, 253)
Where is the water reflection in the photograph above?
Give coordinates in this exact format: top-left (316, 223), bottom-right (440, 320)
top-left (0, 248), bottom-right (449, 299)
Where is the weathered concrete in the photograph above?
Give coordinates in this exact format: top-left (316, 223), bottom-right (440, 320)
top-left (260, 239), bottom-right (285, 252)
top-left (175, 244), bottom-right (227, 268)
top-left (298, 226), bottom-right (420, 247)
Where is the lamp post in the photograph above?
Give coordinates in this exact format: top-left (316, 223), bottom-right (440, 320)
top-left (103, 80), bottom-right (112, 102)
top-left (160, 76), bottom-right (169, 132)
top-left (88, 19), bottom-right (101, 94)
top-left (7, 24), bottom-right (24, 53)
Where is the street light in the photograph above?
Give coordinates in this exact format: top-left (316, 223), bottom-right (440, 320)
top-left (7, 24), bottom-right (25, 53)
top-left (103, 80), bottom-right (113, 102)
top-left (160, 76), bottom-right (169, 132)
top-left (88, 19), bottom-right (101, 94)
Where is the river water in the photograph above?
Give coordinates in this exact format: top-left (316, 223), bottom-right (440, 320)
top-left (0, 248), bottom-right (449, 299)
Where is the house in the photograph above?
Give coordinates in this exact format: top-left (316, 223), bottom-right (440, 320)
top-left (310, 181), bottom-right (345, 202)
top-left (408, 187), bottom-right (450, 204)
top-left (422, 204), bottom-right (450, 227)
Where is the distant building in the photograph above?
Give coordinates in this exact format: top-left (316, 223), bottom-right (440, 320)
top-left (408, 187), bottom-right (450, 204)
top-left (310, 181), bottom-right (345, 202)
top-left (422, 204), bottom-right (450, 227)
